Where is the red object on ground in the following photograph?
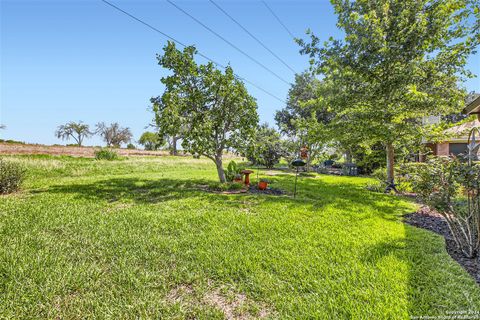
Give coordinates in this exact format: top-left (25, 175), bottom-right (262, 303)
top-left (241, 170), bottom-right (254, 185)
top-left (300, 146), bottom-right (308, 159)
top-left (258, 181), bottom-right (268, 190)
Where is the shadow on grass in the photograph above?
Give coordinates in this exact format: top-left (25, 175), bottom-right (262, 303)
top-left (30, 172), bottom-right (473, 315)
top-left (31, 177), bottom-right (216, 204)
top-left (361, 224), bottom-right (480, 317)
top-left (31, 173), bottom-right (415, 223)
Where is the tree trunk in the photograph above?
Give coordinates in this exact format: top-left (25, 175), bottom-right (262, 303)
top-left (215, 154), bottom-right (226, 183)
top-left (306, 155), bottom-right (311, 172)
top-left (386, 142), bottom-right (395, 185)
top-left (345, 150), bottom-right (352, 163)
top-left (171, 136), bottom-right (178, 156)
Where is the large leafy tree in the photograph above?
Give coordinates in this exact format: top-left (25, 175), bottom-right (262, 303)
top-left (55, 121), bottom-right (92, 146)
top-left (275, 72), bottom-right (333, 169)
top-left (299, 0), bottom-right (480, 186)
top-left (152, 42), bottom-right (259, 182)
top-left (95, 122), bottom-right (132, 148)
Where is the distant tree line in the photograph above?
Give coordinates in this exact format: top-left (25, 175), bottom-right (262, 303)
top-left (55, 121), bottom-right (139, 149)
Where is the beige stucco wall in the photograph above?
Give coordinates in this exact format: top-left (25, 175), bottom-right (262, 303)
top-left (436, 143), bottom-right (450, 156)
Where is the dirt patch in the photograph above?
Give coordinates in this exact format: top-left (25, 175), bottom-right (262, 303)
top-left (167, 284), bottom-right (195, 303)
top-left (166, 283), bottom-right (272, 319)
top-left (404, 206), bottom-right (480, 284)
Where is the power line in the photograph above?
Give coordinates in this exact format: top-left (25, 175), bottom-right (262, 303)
top-left (261, 1), bottom-right (296, 40)
top-left (100, 0), bottom-right (286, 103)
top-left (208, 0), bottom-right (297, 75)
top-left (166, 0), bottom-right (292, 86)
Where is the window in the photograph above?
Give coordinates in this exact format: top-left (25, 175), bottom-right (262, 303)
top-left (449, 143), bottom-right (468, 157)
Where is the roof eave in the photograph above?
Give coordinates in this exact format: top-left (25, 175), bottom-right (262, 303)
top-left (463, 95), bottom-right (480, 114)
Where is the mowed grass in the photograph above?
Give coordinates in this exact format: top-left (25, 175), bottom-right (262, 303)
top-left (1, 155), bottom-right (479, 319)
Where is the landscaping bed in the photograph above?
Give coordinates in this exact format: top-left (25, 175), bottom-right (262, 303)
top-left (404, 206), bottom-right (480, 284)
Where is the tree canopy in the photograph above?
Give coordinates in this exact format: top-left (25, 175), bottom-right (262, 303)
top-left (55, 121), bottom-right (92, 146)
top-left (298, 0), bottom-right (480, 185)
top-left (138, 131), bottom-right (164, 151)
top-left (245, 123), bottom-right (284, 169)
top-left (95, 122), bottom-right (132, 148)
top-left (152, 42), bottom-right (259, 182)
top-left (275, 73), bottom-right (333, 169)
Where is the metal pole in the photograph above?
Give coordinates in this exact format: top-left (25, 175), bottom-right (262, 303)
top-left (294, 167), bottom-right (298, 198)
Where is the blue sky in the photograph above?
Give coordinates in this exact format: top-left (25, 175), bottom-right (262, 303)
top-left (1, 0), bottom-right (479, 146)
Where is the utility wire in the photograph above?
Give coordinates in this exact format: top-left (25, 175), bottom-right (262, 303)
top-left (261, 1), bottom-right (296, 40)
top-left (166, 0), bottom-right (291, 86)
top-left (100, 0), bottom-right (286, 103)
top-left (209, 0), bottom-right (297, 75)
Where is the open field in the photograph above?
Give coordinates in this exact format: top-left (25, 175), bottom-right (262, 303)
top-left (0, 142), bottom-right (169, 158)
top-left (1, 155), bottom-right (480, 319)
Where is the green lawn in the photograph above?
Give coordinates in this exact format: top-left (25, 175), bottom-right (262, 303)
top-left (1, 155), bottom-right (479, 319)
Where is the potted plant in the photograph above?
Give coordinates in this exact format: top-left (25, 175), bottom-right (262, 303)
top-left (233, 173), bottom-right (243, 183)
top-left (258, 178), bottom-right (270, 190)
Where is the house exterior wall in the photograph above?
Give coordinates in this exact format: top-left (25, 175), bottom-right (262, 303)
top-left (436, 143), bottom-right (450, 156)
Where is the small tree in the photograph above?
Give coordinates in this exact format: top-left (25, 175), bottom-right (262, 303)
top-left (246, 123), bottom-right (283, 169)
top-left (152, 42), bottom-right (259, 182)
top-left (95, 122), bottom-right (132, 148)
top-left (138, 131), bottom-right (164, 151)
top-left (55, 121), bottom-right (92, 146)
top-left (409, 157), bottom-right (480, 258)
top-left (150, 98), bottom-right (184, 156)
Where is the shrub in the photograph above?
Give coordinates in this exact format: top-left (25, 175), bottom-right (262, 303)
top-left (408, 157), bottom-right (480, 258)
top-left (126, 143), bottom-right (136, 150)
top-left (368, 166), bottom-right (412, 193)
top-left (0, 159), bottom-right (26, 194)
top-left (225, 161), bottom-right (243, 182)
top-left (0, 139), bottom-right (25, 144)
top-left (94, 148), bottom-right (118, 160)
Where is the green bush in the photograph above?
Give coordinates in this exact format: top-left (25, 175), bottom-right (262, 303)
top-left (0, 139), bottom-right (25, 144)
top-left (225, 161), bottom-right (243, 182)
top-left (95, 148), bottom-right (118, 160)
top-left (367, 166), bottom-right (412, 193)
top-left (245, 123), bottom-right (283, 169)
top-left (0, 159), bottom-right (26, 194)
top-left (408, 157), bottom-right (480, 258)
top-left (126, 143), bottom-right (136, 150)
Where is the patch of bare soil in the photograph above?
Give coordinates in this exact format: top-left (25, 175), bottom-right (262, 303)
top-left (166, 283), bottom-right (272, 319)
top-left (404, 206), bottom-right (480, 284)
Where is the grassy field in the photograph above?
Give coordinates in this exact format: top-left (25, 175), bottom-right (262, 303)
top-left (1, 155), bottom-right (479, 319)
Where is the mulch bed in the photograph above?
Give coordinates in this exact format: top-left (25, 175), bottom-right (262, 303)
top-left (248, 185), bottom-right (285, 196)
top-left (404, 206), bottom-right (480, 284)
top-left (200, 184), bottom-right (285, 196)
